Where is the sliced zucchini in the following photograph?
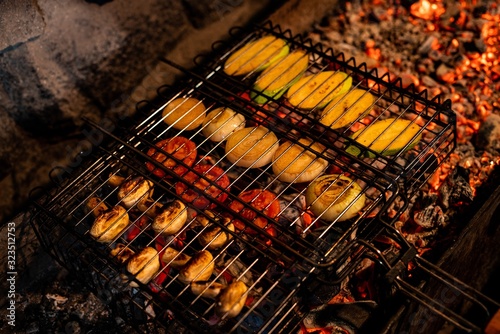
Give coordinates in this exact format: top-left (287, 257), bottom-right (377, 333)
top-left (223, 36), bottom-right (289, 76)
top-left (346, 118), bottom-right (422, 157)
top-left (286, 71), bottom-right (352, 110)
top-left (251, 50), bottom-right (309, 104)
top-left (321, 89), bottom-right (375, 129)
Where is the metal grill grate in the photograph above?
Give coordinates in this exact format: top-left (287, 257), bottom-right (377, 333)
top-left (29, 21), bottom-right (498, 334)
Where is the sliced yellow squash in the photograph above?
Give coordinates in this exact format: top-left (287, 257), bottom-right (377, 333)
top-left (321, 89), bottom-right (375, 129)
top-left (251, 50), bottom-right (309, 104)
top-left (346, 118), bottom-right (422, 157)
top-left (223, 36), bottom-right (289, 76)
top-left (286, 71), bottom-right (352, 110)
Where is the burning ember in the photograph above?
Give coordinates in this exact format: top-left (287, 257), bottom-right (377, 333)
top-left (304, 0), bottom-right (500, 329)
top-left (312, 0), bottom-right (500, 217)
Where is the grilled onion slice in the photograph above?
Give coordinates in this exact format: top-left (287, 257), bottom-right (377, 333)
top-left (126, 247), bottom-right (160, 285)
top-left (216, 280), bottom-right (248, 318)
top-left (305, 174), bottom-right (365, 222)
top-left (202, 107), bottom-right (246, 142)
top-left (225, 126), bottom-right (279, 168)
top-left (152, 200), bottom-right (188, 235)
top-left (90, 205), bottom-right (130, 243)
top-left (272, 138), bottom-right (328, 183)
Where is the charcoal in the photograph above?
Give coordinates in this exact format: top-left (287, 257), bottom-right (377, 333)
top-left (301, 301), bottom-right (377, 332)
top-left (439, 166), bottom-right (474, 208)
top-left (476, 114), bottom-right (500, 153)
top-left (413, 204), bottom-right (446, 229)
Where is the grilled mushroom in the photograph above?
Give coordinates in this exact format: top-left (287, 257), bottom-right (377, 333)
top-left (216, 280), bottom-right (248, 318)
top-left (152, 200), bottom-right (188, 235)
top-left (110, 243), bottom-right (135, 264)
top-left (198, 218), bottom-right (234, 250)
top-left (190, 281), bottom-right (226, 299)
top-left (126, 247), bottom-right (160, 285)
top-left (178, 250), bottom-right (214, 284)
top-left (161, 247), bottom-right (191, 269)
top-left (86, 197), bottom-right (109, 217)
top-left (90, 206), bottom-right (130, 243)
top-left (117, 176), bottom-right (154, 209)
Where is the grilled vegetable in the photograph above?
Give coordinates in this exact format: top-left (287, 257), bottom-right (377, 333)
top-left (178, 250), bottom-right (214, 284)
top-left (286, 71), bottom-right (352, 110)
top-left (272, 138), bottom-right (328, 183)
top-left (86, 197), bottom-right (109, 217)
top-left (305, 174), bottom-right (365, 222)
top-left (126, 247), bottom-right (160, 285)
top-left (175, 164), bottom-right (230, 209)
top-left (225, 126), bottom-right (279, 168)
top-left (202, 107), bottom-right (246, 142)
top-left (216, 280), bottom-right (248, 318)
top-left (90, 205), bottom-right (130, 243)
top-left (190, 281), bottom-right (226, 299)
top-left (111, 243), bottom-right (135, 264)
top-left (228, 189), bottom-right (280, 235)
top-left (321, 89), bottom-right (375, 129)
top-left (162, 97), bottom-right (206, 131)
top-left (152, 200), bottom-right (188, 236)
top-left (117, 176), bottom-right (153, 209)
top-left (198, 218), bottom-right (235, 250)
top-left (224, 36), bottom-right (289, 76)
top-left (251, 50), bottom-right (309, 104)
top-left (161, 247), bottom-right (191, 269)
top-left (346, 118), bottom-right (422, 157)
top-left (145, 137), bottom-right (197, 178)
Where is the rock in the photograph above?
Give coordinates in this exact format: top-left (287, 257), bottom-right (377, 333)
top-left (0, 0), bottom-right (45, 52)
top-left (476, 114), bottom-right (500, 152)
top-left (183, 0), bottom-right (244, 28)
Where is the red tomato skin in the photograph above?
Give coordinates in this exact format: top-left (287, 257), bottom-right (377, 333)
top-left (229, 189), bottom-right (280, 235)
top-left (145, 137), bottom-right (197, 178)
top-left (175, 164), bottom-right (230, 209)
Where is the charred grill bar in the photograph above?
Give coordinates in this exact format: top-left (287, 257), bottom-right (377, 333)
top-left (29, 15), bottom-right (498, 334)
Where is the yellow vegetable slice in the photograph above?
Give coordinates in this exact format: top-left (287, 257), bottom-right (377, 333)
top-left (321, 89), bottom-right (375, 129)
top-left (162, 97), bottom-right (206, 131)
top-left (346, 118), bottom-right (422, 157)
top-left (224, 36), bottom-right (289, 76)
top-left (225, 126), bottom-right (279, 168)
top-left (286, 71), bottom-right (352, 110)
top-left (272, 138), bottom-right (328, 183)
top-left (251, 50), bottom-right (309, 104)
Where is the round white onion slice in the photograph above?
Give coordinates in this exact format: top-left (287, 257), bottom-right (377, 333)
top-left (305, 174), bottom-right (366, 222)
top-left (272, 138), bottom-right (328, 183)
top-left (225, 126), bottom-right (279, 168)
top-left (202, 107), bottom-right (246, 142)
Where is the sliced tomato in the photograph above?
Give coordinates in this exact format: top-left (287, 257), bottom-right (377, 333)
top-left (229, 189), bottom-right (280, 235)
top-left (145, 137), bottom-right (197, 178)
top-left (175, 164), bottom-right (230, 209)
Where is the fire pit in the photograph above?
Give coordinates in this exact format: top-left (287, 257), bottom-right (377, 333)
top-left (2, 0), bottom-right (500, 333)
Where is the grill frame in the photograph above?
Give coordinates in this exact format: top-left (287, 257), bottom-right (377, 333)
top-left (28, 21), bottom-right (499, 334)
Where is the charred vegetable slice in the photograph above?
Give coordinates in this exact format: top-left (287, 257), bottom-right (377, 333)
top-left (286, 71), bottom-right (352, 110)
top-left (251, 50), bottom-right (309, 104)
top-left (346, 118), bottom-right (422, 157)
top-left (224, 36), bottom-right (289, 76)
top-left (321, 89), bottom-right (375, 129)
top-left (305, 174), bottom-right (365, 222)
